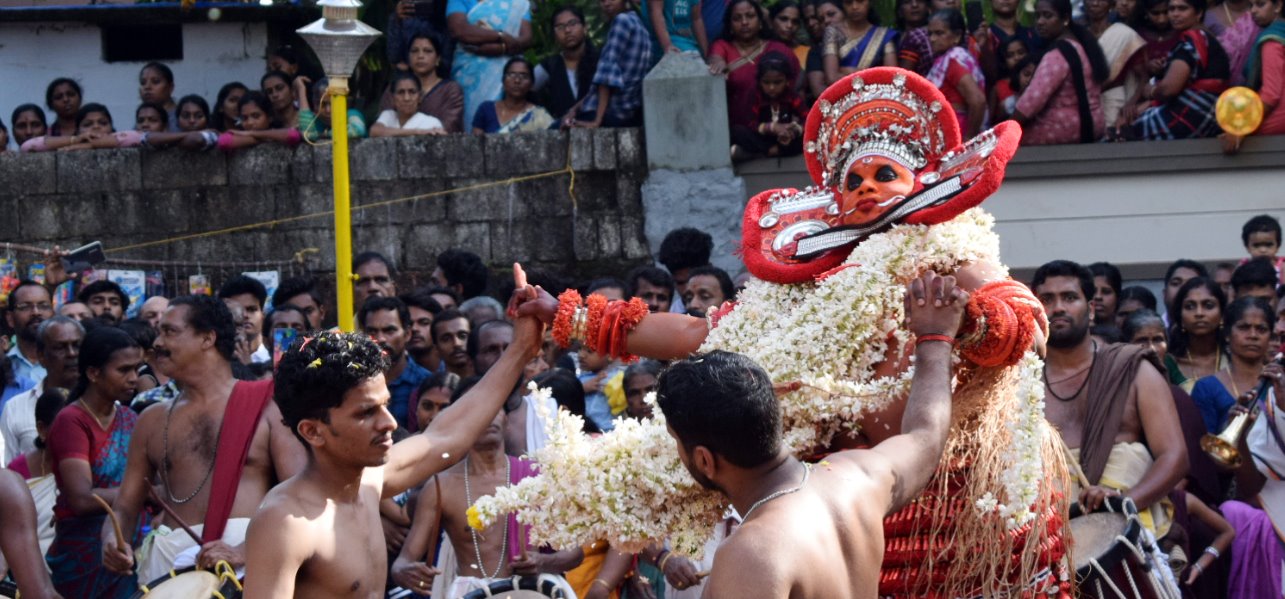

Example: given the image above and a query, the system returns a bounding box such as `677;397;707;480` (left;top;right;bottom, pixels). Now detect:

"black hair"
1224;295;1277;335
269;44;303;68
430;308;470;340
1242;214;1282;246
75;103;113;133
264;304;309;351
1167;277;1227;358
212;82;249;132
1121;309;1166;342
35;316;83;355
1088;262;1123;297
533;368;598;434
502;56;536;102
422;286;461;308
70;326;141;402
390;70;424;95
78;280;131;311
627;266;675;295
238;91;276;123
358;295;411;330
7;280;50;314
895;0;926;29
1119;285;1158;311
176;94;211;126
1031;259;1096;301
1037;0;1111;82
722;0;774;42
136;102;169;129
1009;55;1036;90
10;104;47;131
273;276;324;311
118;318;158;351
141;61;175;86
657;351;780;468
406;31;450;78
1231;257;1279;293
623;358;663;389
586;277;627;295
45;77;82;111
436;249;489;299
930;9;968;47
757;50;795;80
550;4;586;29
274;331;390;443
658;227;714;273
260;69;293;91
1091;324;1123;343
32;388;69;449
687;265;738;302
1165;259;1209;291
468;318;514;360
217;275;268;308
769;0;805;35
170;295;239;363
420;371;462;397
400;291;444;316
448;375;481;404
1180;0;1209;18
354;250;397;276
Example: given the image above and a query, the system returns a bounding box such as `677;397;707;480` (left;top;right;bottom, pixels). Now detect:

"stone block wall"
0;128;651;291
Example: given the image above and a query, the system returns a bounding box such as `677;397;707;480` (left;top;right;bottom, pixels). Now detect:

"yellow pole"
330;79;354;332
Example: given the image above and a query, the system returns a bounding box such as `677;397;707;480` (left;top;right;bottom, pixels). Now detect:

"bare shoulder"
134;400;169;431
704;533;792;599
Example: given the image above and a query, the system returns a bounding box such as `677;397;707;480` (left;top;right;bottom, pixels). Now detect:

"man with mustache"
102;295;308;583
1;316;83;464
5;280;53;386
359;296;430;430
1033;260;1186;545
432;309;474;378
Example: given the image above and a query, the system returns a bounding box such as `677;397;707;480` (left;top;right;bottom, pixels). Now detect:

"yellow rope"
107;158;576;255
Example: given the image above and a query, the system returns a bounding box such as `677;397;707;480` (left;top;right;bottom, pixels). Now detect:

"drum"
129;565;243;599
0;579;16;598
460;574;572;599
1068;496;1178;599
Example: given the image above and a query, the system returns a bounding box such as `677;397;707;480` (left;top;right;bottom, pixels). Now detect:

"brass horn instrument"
1201;401;1261;469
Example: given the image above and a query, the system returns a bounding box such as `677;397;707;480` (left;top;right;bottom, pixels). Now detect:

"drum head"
132;568;238;599
1069;511;1127;571
460;575;570;599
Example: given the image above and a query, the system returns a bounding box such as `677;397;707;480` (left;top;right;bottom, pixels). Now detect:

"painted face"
1036;276;1093;349
1168;0;1200;31
50;82;82;118
759;70;790;100
1249;0;1283;28
262;75;294;113
1035;0;1067;40
927;17;961;54
139;67;174;105
839;156;916;226
773;6;802;42
1180;287;1222;338
553;11;586;50
408;37;440;77
136;106;166;133
12;109;46;144
239;102;271;131
393;78;422;117
78;111;113;137
177;102;208;132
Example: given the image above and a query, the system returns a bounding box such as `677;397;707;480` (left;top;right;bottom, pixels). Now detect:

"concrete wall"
0;128;651;288
0;20;270;150
738;136;1285;279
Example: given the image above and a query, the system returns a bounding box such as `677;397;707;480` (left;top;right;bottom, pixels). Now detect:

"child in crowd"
134;102;168;133
729;52;805;162
576;345;625;434
216;91;303;152
139;95;220;151
1241;214;1285;284
989;39;1030;120
21;103;144;151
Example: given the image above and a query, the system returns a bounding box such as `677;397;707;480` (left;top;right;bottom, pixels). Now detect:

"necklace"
464;455;511;579
159;393;221;505
741;462;811;522
77;398;116;430
1044;341;1097;402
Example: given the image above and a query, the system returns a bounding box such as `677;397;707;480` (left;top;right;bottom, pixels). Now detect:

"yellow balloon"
1216;87;1264;136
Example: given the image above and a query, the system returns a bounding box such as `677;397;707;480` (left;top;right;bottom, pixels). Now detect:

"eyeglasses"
553;20;583;31
12;303;53;313
505;72;533;81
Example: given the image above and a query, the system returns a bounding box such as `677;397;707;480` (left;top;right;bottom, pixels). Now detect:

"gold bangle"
592;578;611;590
658;552;674;571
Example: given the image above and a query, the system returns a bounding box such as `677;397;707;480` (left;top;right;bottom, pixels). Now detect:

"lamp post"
297;0;380;332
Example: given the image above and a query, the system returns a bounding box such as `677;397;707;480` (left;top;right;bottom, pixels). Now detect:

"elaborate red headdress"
742;67;1022;284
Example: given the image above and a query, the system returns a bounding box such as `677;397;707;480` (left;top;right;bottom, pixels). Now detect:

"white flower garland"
471;208;1049;558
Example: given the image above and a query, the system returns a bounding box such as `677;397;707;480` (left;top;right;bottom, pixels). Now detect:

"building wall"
0;20;269;148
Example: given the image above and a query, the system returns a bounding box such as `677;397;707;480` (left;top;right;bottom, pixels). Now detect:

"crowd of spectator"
2;0;1282;158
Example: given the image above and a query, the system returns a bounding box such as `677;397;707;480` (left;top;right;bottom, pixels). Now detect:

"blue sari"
449;0;531;128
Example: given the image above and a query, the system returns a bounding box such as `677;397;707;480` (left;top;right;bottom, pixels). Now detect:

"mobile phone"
272;328;299;366
61;241;106;274
965;1;985;30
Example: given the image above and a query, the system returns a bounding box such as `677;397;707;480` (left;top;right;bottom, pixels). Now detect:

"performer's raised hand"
903;271;968;341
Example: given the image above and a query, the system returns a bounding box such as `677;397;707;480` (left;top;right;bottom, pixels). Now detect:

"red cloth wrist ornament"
552;289;583;349
915;334;955;348
583;293;609;350
957;280;1047;368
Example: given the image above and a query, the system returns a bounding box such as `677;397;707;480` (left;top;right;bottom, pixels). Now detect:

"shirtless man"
242;268;544;598
1033;261;1186;520
654;271;966;599
391;408;582;597
102;295;307;579
0;469;61;599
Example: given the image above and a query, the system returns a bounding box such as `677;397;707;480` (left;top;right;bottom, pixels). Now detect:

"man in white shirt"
217;275;271;364
0;316;82;464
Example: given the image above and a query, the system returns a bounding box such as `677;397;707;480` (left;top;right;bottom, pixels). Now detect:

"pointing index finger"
513;263;528;289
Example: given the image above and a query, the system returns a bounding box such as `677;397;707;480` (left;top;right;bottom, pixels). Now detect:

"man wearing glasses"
5;281;54;387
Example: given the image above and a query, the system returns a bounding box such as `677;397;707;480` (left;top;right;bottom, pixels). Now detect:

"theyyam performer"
478;66;1070;598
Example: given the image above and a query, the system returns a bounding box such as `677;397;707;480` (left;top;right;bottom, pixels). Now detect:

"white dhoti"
447;573;577;599
136;518;251;583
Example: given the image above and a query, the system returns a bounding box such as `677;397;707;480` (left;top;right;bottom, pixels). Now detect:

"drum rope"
1121;555;1143;599
1088;559;1131;599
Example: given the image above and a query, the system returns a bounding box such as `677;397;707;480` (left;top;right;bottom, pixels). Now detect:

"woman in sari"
1013;0;1109;144
472;57;555;134
1166;277;1228;393
1189;297;1272;433
1085;0;1147;131
926;10;987;136
380;32;467;133
1131;0;1232;139
6;388;68;561
822;0;898;84
1246;0;1285;134
709;0;799;130
896;0;935;75
448;0;533;130
46;327;144;599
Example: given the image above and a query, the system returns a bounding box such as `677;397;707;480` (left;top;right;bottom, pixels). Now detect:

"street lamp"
297;0;381;332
